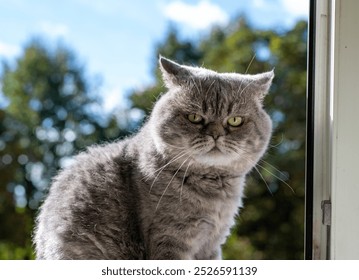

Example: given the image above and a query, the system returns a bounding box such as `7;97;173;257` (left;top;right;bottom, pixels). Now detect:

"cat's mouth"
207;145;224;155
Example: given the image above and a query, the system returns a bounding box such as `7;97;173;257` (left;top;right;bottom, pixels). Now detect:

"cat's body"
34;57;274;259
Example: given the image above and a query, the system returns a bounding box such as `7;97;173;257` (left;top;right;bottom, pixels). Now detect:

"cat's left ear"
250;70;275;101
159;56;190;88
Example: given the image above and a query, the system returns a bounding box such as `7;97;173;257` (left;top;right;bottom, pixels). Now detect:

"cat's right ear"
159;56;189;88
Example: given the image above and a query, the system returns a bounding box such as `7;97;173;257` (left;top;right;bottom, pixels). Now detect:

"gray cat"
34;57;274;260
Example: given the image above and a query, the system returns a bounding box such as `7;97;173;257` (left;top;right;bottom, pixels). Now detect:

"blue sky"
0;0;309;112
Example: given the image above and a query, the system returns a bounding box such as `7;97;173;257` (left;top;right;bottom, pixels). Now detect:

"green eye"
227;116;243;127
188;114;203;124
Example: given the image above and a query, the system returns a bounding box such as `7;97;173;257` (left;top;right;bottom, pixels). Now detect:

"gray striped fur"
34;57;273;259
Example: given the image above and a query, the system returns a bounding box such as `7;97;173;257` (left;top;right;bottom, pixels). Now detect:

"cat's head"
149;56;273;174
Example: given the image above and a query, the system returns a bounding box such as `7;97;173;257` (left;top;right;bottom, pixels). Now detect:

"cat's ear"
159;56;190;88
249;70;274;101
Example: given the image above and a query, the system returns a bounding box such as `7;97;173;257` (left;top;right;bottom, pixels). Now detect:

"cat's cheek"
159;122;202;150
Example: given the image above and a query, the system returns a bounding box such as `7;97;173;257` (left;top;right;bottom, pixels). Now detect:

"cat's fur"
34;57;274;259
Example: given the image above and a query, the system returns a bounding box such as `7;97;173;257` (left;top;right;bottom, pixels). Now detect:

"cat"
34;56;274;260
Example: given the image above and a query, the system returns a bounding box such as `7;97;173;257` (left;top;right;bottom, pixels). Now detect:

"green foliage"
130;29;203;117
129;17;307;259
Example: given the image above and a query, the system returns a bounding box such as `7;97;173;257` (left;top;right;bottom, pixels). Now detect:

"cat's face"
150;57;273;173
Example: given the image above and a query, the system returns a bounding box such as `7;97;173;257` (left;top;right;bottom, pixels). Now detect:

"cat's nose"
205;122;226;140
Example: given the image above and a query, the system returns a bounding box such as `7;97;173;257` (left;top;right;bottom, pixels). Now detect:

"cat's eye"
227;116;243;127
187;114;203;124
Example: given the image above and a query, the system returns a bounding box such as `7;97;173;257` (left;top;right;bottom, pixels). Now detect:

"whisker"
228;144;295;195
180;160;191;203
245;54;256;74
155;154;192;211
254;166;273;196
259;158;289;181
191;138;207;146
226;139;288;180
237;53;256;95
141;148;187;182
205;80;216;96
148;151;190;193
255;162;295;194
164;142;188;150
217;143;274;195
190;76;201;96
237;79;256;96
269;133;284;149
232;144;291;183
152;151;188;175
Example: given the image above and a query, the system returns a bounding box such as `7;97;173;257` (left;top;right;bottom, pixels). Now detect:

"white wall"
330;0;359;259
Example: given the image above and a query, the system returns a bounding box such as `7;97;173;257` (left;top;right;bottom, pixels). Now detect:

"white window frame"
307;0;359;259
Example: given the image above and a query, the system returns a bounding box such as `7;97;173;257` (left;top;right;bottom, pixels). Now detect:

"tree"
130;28;203;116
129;18;307;259
0;39;125;259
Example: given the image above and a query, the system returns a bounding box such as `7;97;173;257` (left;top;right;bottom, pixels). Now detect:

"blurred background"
0;0;308;259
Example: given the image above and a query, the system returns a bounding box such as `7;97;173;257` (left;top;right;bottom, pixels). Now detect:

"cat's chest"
183;174;244;230
147;169;244;230
183;172;244;200
186;176;243;250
